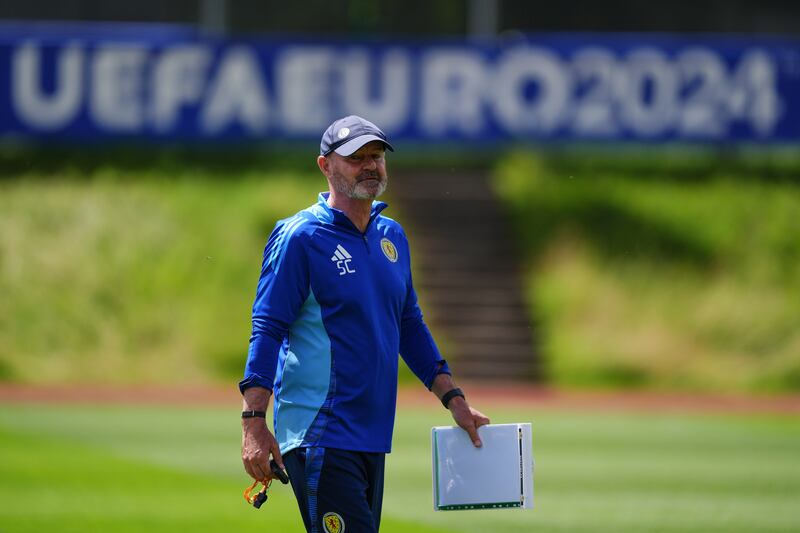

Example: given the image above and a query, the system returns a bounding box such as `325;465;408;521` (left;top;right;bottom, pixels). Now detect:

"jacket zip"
335;213;376;254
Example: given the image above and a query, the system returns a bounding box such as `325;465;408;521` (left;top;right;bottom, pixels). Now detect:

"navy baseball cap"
320;115;395;156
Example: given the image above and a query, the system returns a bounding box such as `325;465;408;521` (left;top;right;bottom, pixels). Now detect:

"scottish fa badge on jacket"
380;238;398;263
323;512;345;533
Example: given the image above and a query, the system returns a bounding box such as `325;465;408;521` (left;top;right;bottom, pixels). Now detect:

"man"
240;115;489;533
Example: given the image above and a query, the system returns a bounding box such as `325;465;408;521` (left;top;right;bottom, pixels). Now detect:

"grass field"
1;400;798;533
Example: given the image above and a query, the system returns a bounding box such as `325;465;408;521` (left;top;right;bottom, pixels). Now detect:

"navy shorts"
283;447;385;533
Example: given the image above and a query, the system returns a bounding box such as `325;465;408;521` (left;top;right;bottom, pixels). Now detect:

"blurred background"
1;1;799;532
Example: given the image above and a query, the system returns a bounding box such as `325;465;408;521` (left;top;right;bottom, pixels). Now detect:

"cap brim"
333;134;395;156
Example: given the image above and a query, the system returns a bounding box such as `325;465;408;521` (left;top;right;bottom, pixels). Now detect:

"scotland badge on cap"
320;115;395;156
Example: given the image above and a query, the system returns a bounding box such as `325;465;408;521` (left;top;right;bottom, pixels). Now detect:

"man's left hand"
448;397;490;447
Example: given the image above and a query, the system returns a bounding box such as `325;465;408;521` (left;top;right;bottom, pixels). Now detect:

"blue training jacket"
239;192;450;454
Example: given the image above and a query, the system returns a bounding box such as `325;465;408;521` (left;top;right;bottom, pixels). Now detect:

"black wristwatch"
440;388;465;409
241;410;267;419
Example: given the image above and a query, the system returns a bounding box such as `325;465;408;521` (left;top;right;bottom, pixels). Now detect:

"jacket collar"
316;192;388;229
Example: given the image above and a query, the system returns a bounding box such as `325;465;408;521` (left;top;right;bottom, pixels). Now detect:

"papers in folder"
432;423;534;511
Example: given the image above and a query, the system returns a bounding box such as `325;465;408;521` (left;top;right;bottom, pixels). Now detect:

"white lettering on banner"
421;50;486;136
676;48;727;137
677;48;729;138
12;42;83;130
90;45;148;132
277;47;334;134
340;49;410;132
4;40;787;140
617;48;679;137
571;47;619;136
201;47;271;133
562;46;783;138
150;45;211;132
491;46;570;134
729;50;782;136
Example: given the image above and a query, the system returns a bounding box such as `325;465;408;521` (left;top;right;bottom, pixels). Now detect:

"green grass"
493;151;800;392
0;162;324;385
0;401;798;532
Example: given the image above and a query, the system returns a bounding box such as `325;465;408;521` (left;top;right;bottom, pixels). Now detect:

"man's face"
325;141;388;200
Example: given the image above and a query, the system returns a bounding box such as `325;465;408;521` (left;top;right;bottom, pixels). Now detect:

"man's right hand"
241;417;284;481
241;386;284;481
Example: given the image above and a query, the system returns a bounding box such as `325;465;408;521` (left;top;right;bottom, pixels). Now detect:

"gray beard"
334;174;388;200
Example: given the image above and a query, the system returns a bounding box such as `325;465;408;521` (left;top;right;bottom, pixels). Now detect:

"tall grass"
0;159;323;384
494;150;800;392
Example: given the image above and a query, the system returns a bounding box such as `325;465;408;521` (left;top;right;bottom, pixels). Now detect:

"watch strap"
440;388;465;409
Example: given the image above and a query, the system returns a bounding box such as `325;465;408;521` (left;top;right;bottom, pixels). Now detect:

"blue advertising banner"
1;22;799;143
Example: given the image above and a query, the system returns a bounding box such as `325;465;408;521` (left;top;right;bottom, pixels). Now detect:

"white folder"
432;423;534;511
